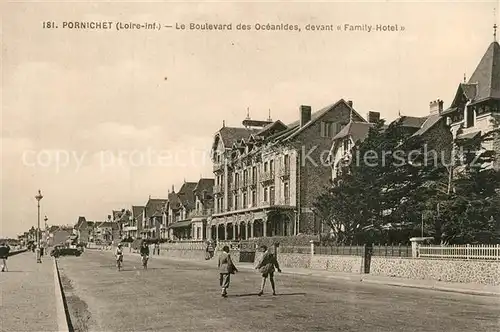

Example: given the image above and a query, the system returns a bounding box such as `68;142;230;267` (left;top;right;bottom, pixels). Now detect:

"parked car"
50;245;82;257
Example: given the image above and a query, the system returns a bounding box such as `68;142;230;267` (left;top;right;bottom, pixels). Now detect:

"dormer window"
466;105;475;128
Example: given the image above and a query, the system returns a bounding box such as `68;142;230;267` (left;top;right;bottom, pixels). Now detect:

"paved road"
57;250;500;332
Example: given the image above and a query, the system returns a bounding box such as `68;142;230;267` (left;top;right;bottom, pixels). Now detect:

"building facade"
440;40;500;167
209;99;364;240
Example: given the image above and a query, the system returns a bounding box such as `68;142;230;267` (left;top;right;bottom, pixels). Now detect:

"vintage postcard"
2;1;499;331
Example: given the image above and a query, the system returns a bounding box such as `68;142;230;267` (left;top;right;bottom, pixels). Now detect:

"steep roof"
395;116;428;128
168;192;181;210
132;206;144;219
216;127;258;148
193;178;214;193
75;216;86;229
145;198;167;218
467;41;500;103
284;99;365;141
333;121;374;143
411;113;443;137
177;182;197;210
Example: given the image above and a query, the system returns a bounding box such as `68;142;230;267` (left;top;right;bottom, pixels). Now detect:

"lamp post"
35;190;43;263
43;216;48;248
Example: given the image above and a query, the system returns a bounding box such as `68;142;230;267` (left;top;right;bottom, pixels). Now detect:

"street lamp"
35;190;43;263
43;216;48;248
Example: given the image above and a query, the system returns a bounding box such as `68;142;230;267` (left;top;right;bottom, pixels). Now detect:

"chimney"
171;184;175;193
300;105;312;127
347;100;353;108
429;99;443;115
367;111;380;124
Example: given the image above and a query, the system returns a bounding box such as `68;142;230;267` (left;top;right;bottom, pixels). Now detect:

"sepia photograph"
1;0;500;331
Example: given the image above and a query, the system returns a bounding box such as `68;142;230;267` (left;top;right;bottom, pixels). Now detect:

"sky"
1;0;499;237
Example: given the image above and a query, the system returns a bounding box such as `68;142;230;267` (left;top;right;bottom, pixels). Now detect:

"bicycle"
116;255;123;271
141;255;149;270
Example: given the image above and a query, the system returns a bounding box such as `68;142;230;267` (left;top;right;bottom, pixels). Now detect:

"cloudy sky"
1;0;498;237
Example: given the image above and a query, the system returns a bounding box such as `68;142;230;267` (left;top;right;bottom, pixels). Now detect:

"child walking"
255;245;281;296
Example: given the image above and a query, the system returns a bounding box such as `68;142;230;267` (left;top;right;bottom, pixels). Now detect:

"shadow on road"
230;292;306;297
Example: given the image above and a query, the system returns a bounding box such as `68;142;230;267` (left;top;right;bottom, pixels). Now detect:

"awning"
168;220;192;229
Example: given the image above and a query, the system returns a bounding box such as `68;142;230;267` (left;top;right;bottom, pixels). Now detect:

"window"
321;121;335;137
252;166;257;183
466;106;475;128
252;190;257;207
243;169;248;186
264;162;268;172
234;194;239;210
221;198;224;212
243;192;247;208
235;173;239;187
284;154;290;171
264;187;268;202
270;186;275;204
269;159;274;174
284;182;290;204
343;139;350;154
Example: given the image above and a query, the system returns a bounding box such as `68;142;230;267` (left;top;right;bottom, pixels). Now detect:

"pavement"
123;251;500;297
0;251;59;332
57;249;500;332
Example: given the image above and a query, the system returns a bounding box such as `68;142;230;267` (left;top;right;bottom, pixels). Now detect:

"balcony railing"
213;161;224;172
213;184;223;194
261;197;276;206
189;208;213;218
260;171;275;183
278;167;290;178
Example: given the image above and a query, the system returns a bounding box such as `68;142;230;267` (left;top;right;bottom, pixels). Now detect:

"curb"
52;258;70;332
359;278;500;297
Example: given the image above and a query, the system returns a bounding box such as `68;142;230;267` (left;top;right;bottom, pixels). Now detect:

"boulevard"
56;250;500;332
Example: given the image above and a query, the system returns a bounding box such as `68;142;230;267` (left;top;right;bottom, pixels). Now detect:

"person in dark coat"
255;245;281;296
0;243;11;272
218;245;237;297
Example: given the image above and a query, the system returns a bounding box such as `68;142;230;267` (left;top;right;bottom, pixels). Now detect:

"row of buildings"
44;37;500;245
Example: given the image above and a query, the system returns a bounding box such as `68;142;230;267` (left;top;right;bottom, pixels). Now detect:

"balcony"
213;184;223;195
229;182;238;192
278;167;290;179
259;171;275;183
213;161;224;173
261;197;276;207
189;208;213;218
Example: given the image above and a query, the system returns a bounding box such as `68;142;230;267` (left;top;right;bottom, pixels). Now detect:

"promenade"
57;250;500;332
0;252;59;332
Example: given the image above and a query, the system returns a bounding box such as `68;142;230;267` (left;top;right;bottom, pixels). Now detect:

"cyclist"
115;243;124;271
140;242;150;269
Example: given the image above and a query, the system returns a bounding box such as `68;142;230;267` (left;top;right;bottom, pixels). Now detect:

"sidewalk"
126;252;500;297
0;252;59;332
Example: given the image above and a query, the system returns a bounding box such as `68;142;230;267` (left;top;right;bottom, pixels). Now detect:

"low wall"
160;248;206;260
274;253;362;273
370;257;500;285
311;255;363;274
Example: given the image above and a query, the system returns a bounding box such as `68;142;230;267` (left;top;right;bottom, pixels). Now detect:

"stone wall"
370;257;500;285
160;248;206;260
274;253;362;273
311;255;363;274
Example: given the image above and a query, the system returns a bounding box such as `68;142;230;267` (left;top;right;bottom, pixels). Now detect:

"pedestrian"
0;242;11;272
218;245;238;297
205;240;213;260
255;245;282;296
